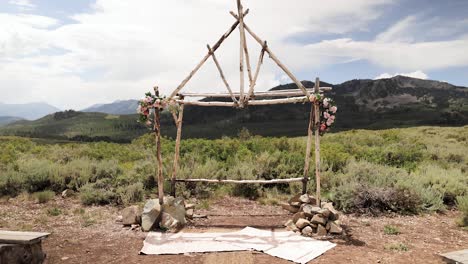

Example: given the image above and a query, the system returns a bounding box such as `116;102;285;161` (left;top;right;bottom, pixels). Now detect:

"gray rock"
299;194;310;204
301;204;321;215
295;218;311;229
141;199;161;231
122;205;140;226
160;212;181;231
115;215;123;223
317;224;327;236
186;208;194;220
61;189;74;198
185;203;195;210
281;202;299;213
301;226;313;236
290;201;301;207
307;195;317;205
288;194;301;205
292;212;306;223
318;209;331;219
329;222;343;234
322;202;339;221
284;219;299;232
162;196;187;226
311;214;327;225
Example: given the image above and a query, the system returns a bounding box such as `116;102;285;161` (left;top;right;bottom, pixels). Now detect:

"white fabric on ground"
141;226;335;263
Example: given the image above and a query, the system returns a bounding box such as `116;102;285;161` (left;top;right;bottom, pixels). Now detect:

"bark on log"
246;41;266;101
173;177;306;184
153;87;164;205
207;45;238;104
179;87;332;98
168;10;250;99
237;0;246;106
230;12;309;97
176;96;307;107
170;103;184;197
314;78;321;206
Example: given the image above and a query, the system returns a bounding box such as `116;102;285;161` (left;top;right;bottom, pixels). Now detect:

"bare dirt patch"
1;195;466;263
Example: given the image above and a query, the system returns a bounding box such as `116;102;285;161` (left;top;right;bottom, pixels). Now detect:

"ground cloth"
140;227;335;263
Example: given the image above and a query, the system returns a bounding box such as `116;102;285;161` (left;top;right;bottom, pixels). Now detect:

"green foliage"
34;190;55;204
383;225;400;235
116;182;144;205
79;180;116;206
0;126;467;217
456;196;468;227
46;207;62;216
385;243;409;252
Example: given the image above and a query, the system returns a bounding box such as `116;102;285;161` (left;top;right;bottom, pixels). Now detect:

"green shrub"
0;170;24;197
349;186;420;215
116;182;144;205
34;190;55;204
383;225;400;235
47;207;62;216
79;181;116;205
385;243;408;252
456;195;468;227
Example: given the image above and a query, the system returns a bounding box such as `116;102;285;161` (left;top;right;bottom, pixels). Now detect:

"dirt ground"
0;195;467;264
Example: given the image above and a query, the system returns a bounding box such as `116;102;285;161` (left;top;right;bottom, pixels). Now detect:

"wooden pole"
313;78;321;206
237;0;246;106
207;45;238;104
302;99;314;195
170;102;184;197
168;10;250;99
179;87;332;98
230;11;310;98
246;41;266;100
176;96;307;107
173;177;306;184
153;87;164;204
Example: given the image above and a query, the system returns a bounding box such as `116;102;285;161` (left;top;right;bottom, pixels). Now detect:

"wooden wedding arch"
151;0;332;206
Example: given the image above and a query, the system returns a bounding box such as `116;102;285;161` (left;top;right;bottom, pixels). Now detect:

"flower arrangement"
309;93;337;135
137;92;170;127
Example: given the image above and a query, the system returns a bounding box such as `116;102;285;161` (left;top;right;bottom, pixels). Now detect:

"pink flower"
145;120;152;126
330;106;337;113
309;95;316;102
145;96;153;103
323;98;329;108
326;119;334;126
320;123;327;131
324;112;330;119
329;115;335;121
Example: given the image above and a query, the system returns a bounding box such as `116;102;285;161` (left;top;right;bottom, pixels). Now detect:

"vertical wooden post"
237;0;246;106
313;78;321;206
153;86;164;204
171;101;184;197
302;101;314;195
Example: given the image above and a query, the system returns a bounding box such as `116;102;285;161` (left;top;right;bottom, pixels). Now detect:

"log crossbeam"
171;177;307;184
178;87;332;99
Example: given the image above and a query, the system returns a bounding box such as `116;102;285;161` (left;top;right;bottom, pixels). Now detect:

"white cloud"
305;37;468;71
0;0;394;109
8;0;35;11
374;70;428;80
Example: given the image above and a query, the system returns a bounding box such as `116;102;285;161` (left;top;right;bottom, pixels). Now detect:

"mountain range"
81;99;138;115
0;102;61;122
0;76;466;142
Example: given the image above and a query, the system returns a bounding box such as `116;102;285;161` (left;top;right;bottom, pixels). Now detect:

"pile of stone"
119;196;195;232
281;194;343;237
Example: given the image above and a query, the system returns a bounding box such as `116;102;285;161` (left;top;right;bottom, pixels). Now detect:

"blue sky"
0;0;467;109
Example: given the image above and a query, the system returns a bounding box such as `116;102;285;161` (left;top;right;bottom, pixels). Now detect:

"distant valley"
0;76;466;142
